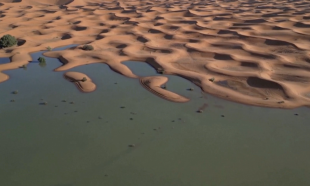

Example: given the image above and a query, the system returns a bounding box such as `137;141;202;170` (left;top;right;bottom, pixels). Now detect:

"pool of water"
0;56;10;64
0;46;310;186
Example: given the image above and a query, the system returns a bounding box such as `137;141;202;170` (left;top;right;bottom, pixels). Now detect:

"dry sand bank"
1;0;310;108
140;76;189;103
64;71;96;92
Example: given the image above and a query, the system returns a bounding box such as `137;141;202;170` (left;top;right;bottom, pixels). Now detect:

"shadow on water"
0;46;310;186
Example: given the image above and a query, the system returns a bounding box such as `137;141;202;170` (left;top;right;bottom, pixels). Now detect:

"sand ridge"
140;76;190;103
64;71;96;92
1;0;310;108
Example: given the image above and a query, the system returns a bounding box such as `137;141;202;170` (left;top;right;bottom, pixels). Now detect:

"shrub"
38;57;46;63
46;46;52;51
157;68;164;74
0;34;18;48
81;77;87;82
209;77;215;82
19;64;27;69
82;44;94;51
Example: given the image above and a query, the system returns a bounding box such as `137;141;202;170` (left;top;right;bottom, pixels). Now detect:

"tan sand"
1;0;310;108
64;71;96;92
140;76;189;103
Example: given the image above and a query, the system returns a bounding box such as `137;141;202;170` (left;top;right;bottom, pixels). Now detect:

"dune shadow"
246;77;283;89
294;22;310;28
17;39;26;46
137;36;148;43
240;62;258;68
73;26;87;31
244;19;267;23
145;58;163;73
217;30;238;35
73;21;81;24
264;39;294;46
148;29;163;34
164;34;173;40
121;9;137;14
154;23;164;26
180;20;197;24
61;34;72;40
303;16;310;20
214;53;234;60
116;44;127;49
272;26;289;30
96;35;105;40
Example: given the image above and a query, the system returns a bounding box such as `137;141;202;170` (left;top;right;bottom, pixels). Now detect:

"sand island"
0;0;310;108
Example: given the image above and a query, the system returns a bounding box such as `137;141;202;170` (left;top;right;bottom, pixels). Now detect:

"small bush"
209;77;215;82
157;68;164;74
82;44;94;51
0;34;18;48
19;64;27;69
38;57;46;63
81;77;87;82
46;46;52;51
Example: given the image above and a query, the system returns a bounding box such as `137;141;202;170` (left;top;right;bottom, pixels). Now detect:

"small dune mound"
140;76;189;103
64;72;96;92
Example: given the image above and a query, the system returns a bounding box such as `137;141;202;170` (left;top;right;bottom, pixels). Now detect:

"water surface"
0;46;309;186
0;56;10;64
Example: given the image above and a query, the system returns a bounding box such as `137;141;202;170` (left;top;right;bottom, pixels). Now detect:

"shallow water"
0;56;10;64
0;46;310;186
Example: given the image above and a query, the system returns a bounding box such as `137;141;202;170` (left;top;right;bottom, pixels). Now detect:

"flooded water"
0;45;310;186
0;56;10;64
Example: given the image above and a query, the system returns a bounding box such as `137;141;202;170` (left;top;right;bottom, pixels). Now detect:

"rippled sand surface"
1;0;310;108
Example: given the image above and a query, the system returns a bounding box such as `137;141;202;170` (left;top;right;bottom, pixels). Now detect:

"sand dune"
140;76;189;103
1;0;75;5
64;71;96;92
1;0;310;108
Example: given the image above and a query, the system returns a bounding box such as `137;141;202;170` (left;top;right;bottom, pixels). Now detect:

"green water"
0;46;309;186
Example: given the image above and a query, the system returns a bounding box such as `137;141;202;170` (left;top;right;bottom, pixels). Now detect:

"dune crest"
1;0;310;108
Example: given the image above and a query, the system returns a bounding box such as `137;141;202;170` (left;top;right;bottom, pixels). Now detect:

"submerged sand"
0;0;310;108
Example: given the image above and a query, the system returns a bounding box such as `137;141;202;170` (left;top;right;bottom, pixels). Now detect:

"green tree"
82;44;94;51
0;34;18;48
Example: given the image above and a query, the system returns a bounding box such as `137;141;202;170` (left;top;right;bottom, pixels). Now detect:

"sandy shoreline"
1;0;310;108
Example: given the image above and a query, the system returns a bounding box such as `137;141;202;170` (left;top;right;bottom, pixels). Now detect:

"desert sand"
64;71;96;92
0;0;310;108
140;76;189;102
